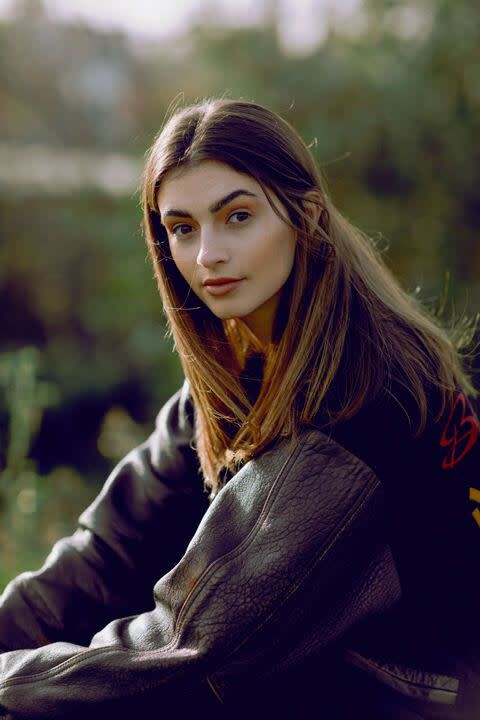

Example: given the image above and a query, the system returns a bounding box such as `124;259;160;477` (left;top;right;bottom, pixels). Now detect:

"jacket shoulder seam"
203;447;381;665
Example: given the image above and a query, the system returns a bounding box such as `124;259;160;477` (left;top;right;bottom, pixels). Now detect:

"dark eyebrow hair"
161;189;258;220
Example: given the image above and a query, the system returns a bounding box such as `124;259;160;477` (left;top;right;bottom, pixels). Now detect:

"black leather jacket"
0;378;479;719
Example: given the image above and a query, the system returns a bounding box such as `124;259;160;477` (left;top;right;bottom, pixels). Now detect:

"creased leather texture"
0;385;402;719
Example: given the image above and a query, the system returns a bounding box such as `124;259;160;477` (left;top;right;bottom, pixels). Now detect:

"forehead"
156;159;261;210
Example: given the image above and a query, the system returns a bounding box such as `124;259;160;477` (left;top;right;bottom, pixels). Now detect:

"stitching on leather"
216;467;381;662
0;430;381;691
174;431;315;630
344;648;459;694
0;646;120;684
0;432;315;688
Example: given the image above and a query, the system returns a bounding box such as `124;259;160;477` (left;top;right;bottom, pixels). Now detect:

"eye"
171;223;193;237
228;211;251;225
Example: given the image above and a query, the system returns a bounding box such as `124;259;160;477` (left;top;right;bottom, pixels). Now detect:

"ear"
301;190;323;232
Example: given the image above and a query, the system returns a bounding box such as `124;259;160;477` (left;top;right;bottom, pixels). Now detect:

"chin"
207;307;238;320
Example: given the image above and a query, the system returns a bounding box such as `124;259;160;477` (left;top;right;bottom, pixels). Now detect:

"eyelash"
170;211;252;238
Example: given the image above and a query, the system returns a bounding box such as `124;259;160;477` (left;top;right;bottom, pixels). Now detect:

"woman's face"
156;159;296;346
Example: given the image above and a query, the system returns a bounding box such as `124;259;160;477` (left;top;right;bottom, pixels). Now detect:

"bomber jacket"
0;359;479;719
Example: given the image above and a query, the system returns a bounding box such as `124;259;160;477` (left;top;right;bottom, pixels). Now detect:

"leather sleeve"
0;379;209;651
0;428;402;719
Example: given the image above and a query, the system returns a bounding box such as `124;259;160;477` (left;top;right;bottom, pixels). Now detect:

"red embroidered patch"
440;392;480;469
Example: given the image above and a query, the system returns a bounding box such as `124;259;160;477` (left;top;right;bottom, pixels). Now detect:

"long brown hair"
141;97;479;500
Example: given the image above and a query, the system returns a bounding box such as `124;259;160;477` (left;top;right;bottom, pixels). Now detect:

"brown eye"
171;223;193;237
229;211;251;224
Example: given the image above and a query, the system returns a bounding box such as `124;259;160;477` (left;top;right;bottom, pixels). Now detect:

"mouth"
203;277;243;286
204;279;244;296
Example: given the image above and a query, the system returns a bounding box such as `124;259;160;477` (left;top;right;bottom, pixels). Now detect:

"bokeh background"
0;0;479;586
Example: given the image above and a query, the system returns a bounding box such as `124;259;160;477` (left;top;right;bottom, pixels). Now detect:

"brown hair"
141;97;479;500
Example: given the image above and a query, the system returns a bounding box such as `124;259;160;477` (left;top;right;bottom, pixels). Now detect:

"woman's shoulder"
318;377;479;484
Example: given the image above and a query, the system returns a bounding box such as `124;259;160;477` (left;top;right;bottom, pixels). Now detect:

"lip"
204;279;243;296
203;277;243;286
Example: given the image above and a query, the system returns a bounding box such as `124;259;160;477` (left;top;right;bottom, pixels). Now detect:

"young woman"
0;97;479;719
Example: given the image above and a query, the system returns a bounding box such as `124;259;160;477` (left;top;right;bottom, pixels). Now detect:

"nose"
196;227;230;267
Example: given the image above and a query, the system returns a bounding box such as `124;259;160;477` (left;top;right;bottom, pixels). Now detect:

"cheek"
253;219;291;258
267;225;296;273
169;244;193;279
251;229;295;293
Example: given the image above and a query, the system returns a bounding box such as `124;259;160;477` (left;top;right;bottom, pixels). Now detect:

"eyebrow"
161;189;258;220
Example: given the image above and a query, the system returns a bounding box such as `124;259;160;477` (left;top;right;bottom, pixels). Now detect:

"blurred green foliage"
0;0;479;585
0;347;93;585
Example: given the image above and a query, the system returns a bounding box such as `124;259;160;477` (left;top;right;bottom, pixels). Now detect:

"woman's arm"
0;428;401;719
0;379;209;650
